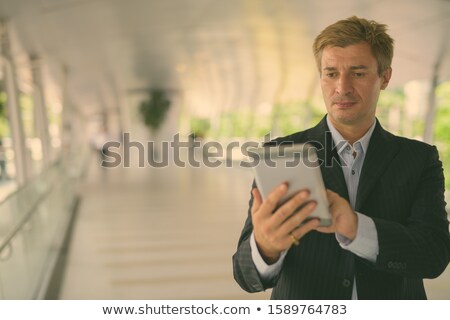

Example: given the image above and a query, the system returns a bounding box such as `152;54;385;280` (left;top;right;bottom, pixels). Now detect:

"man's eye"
326;73;337;78
354;72;365;77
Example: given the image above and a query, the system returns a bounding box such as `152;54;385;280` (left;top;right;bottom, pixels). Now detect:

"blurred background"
0;0;449;299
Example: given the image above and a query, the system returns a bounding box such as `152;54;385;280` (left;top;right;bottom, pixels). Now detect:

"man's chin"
329;111;359;126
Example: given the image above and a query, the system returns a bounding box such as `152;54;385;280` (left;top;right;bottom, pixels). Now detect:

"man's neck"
329;119;374;145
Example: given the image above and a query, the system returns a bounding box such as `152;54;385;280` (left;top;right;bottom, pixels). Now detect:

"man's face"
320;42;391;130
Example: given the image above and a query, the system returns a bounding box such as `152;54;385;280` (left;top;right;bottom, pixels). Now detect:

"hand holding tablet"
248;143;332;227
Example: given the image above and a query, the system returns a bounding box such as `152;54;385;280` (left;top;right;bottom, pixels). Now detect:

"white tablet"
248;143;331;227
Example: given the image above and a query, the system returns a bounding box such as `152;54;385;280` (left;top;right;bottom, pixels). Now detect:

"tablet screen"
248;143;331;226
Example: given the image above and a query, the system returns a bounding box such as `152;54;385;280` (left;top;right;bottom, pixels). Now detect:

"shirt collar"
326;115;376;156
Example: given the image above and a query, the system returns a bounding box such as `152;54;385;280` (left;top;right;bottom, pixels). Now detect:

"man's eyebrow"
322;65;369;71
349;65;368;70
322;67;336;71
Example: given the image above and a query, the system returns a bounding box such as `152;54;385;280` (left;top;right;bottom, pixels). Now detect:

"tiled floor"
59;154;450;299
59;156;271;299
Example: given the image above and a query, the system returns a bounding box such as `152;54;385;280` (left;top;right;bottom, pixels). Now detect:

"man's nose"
336;74;354;95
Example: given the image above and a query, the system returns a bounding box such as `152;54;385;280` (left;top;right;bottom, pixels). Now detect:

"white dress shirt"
250;116;379;299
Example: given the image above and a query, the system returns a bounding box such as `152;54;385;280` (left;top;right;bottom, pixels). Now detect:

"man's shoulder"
382;128;437;154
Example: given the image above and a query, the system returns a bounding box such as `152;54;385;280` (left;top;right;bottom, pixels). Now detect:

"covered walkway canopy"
1;0;449;135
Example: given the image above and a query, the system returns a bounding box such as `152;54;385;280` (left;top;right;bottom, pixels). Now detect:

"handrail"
0;158;61;206
0;184;55;255
0;158;65;255
0;146;89;299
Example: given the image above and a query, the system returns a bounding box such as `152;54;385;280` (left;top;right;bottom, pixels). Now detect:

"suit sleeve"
373;145;450;278
232;184;280;292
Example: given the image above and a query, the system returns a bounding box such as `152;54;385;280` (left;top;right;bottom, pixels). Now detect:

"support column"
60;65;73;158
30;54;52;167
0;21;30;185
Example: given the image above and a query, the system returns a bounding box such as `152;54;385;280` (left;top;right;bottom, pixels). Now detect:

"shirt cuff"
336;212;379;263
250;232;286;280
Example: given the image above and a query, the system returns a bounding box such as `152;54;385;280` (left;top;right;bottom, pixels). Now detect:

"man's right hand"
251;183;320;264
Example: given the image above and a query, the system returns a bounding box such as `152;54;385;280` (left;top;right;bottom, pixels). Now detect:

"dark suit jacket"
233;116;450;299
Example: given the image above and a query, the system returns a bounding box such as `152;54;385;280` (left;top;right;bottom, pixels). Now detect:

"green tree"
139;89;171;134
377;88;405;135
190;117;210;138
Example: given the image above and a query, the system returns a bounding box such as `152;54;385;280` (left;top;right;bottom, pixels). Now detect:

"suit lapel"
307;117;350;202
307;117;400;210
355;121;400;211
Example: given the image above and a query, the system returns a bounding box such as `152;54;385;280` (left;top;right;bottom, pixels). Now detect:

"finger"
326;189;340;210
291;218;321;241
276;201;318;235
326;189;338;199
258;183;289;217
251;188;262;215
279;218;320;248
270;189;310;227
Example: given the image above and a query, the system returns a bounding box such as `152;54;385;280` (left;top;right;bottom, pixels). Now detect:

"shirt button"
351;170;355;175
342;279;351;287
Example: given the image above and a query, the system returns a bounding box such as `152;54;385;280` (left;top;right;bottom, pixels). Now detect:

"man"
232;16;450;299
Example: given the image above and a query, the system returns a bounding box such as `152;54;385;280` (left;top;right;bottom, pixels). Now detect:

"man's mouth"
333;101;357;108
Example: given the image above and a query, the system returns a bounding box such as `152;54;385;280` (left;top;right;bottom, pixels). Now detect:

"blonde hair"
313;16;394;76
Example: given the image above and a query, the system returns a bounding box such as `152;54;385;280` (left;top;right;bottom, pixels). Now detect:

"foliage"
209;100;325;139
205;109;261;138
377;88;405;135
0;91;36;139
190;117;210;138
434;81;450;192
139;89;171;132
0;90;9;138
20;93;35;138
216;110;253;137
184;82;450;197
273;99;324;136
0;91;5;117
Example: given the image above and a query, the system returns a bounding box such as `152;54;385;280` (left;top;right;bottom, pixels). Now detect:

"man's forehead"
321;44;377;68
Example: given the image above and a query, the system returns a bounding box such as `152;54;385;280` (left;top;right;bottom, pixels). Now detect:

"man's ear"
380;67;392;90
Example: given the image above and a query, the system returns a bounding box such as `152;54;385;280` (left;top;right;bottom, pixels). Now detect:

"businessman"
233;16;450;299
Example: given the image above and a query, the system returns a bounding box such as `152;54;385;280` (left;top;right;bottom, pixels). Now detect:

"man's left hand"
316;189;358;240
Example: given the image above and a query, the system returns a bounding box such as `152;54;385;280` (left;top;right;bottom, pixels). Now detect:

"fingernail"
299;191;308;199
308;201;317;208
280;183;288;190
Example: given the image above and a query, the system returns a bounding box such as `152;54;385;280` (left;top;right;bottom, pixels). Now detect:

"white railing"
0;148;88;299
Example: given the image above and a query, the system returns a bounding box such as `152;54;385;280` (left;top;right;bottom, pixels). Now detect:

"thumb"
251;188;262;214
326;189;339;200
316;225;335;234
